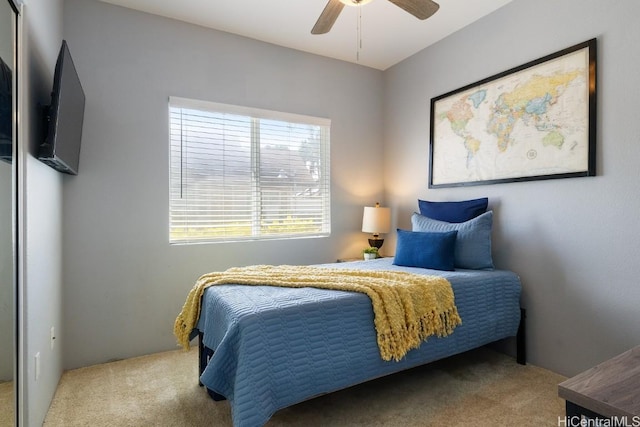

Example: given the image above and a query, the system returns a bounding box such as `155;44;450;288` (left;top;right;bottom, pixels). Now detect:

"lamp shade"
362;204;391;234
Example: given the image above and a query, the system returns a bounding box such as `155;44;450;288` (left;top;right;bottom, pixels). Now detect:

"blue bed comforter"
195;258;522;426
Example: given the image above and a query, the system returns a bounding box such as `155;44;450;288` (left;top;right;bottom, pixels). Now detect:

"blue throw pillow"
418;197;488;223
393;229;457;271
411;211;494;270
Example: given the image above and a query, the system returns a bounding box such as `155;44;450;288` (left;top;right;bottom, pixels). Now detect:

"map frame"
429;38;597;188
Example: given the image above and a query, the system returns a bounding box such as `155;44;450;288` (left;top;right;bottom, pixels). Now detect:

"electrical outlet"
35;352;40;381
50;326;56;350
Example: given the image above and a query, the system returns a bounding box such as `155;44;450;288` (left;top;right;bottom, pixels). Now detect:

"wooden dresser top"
558;345;640;418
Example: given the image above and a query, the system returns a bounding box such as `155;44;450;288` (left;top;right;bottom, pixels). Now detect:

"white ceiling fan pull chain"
357;5;362;62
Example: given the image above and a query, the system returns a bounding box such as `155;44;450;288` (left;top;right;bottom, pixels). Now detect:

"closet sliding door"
0;0;20;425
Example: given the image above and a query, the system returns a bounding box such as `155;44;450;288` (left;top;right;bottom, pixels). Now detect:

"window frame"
168;96;331;245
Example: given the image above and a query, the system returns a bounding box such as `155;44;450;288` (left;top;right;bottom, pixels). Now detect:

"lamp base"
368;238;384;249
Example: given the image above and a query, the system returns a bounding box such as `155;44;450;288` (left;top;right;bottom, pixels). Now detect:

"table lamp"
362;202;391;249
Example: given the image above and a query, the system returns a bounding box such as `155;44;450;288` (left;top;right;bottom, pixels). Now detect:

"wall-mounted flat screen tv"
38;40;85;175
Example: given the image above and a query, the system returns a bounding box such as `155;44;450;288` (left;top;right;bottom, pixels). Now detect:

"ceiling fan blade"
386;0;439;20
312;0;345;34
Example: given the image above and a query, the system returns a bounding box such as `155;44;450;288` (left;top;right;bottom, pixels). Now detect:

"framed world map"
429;38;597;188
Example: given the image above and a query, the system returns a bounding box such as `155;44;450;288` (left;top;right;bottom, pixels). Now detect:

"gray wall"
62;0;385;369
21;0;65;425
384;0;640;376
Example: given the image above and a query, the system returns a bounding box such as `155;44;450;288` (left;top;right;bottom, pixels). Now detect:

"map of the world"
431;43;592;187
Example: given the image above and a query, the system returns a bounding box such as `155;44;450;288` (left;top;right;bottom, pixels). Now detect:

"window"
169;97;331;244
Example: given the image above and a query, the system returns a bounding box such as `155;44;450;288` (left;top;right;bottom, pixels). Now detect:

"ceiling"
98;0;512;70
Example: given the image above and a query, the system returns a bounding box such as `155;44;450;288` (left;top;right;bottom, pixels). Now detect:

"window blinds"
169;97;331;244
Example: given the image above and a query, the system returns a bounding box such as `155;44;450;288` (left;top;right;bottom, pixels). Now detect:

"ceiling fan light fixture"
312;0;439;35
339;0;374;6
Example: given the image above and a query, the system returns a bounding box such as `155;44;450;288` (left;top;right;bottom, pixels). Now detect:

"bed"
192;257;524;427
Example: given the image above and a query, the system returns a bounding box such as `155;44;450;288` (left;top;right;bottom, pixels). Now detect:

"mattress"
195;257;522;427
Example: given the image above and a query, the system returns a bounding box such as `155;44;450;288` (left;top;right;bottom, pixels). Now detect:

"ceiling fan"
311;0;440;35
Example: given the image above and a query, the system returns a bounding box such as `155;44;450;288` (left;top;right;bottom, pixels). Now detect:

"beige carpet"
0;380;15;426
44;346;566;426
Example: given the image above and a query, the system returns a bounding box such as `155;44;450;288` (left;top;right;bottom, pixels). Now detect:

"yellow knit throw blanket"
173;265;461;362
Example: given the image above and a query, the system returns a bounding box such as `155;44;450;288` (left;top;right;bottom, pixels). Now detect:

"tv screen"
38;40;85;175
0;55;11;162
